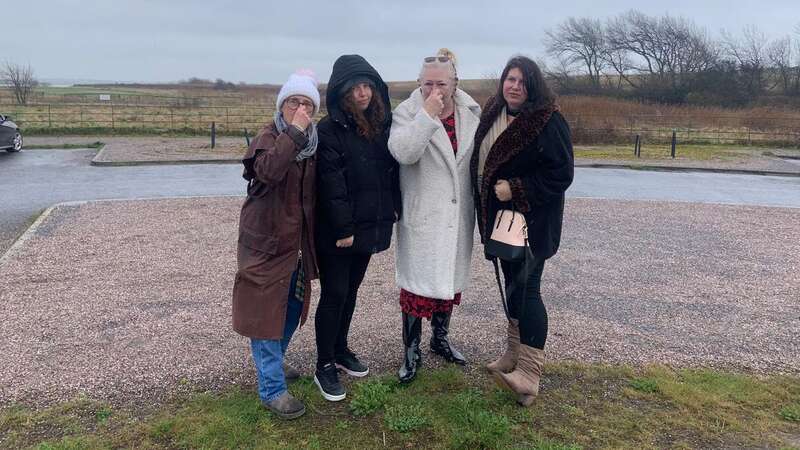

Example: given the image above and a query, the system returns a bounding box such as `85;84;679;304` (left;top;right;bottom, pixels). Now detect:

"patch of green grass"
525;435;584;450
780;404;800;422
155;390;275;449
349;377;394;416
575;143;754;161
630;377;660;393
2;364;799;450
384;402;430;432
93;406;112;424
35;435;107;450
449;408;511;449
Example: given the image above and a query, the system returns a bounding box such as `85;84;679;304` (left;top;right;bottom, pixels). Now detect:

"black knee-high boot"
430;311;466;365
398;313;422;383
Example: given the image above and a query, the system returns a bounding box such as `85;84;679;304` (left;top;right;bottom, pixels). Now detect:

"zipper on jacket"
298;161;307;272
373;144;383;254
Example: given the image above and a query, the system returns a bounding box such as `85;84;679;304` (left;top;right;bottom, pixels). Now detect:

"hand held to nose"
291;108;311;130
423;87;445;118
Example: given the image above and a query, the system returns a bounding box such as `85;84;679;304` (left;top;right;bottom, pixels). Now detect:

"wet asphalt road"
1;148;799;255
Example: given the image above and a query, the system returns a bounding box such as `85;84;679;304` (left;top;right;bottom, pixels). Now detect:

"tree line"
544;10;800;106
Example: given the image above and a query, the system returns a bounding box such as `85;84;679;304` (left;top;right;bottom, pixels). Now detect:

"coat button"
451;199;457;204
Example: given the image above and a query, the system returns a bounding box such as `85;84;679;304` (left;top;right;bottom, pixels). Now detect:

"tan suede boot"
492;344;545;407
486;319;520;374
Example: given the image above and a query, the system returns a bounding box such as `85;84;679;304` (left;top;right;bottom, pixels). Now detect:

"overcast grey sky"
7;0;800;84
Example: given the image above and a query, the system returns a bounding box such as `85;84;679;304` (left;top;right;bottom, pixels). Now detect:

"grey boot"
492;344;545;407
264;391;306;419
283;363;301;382
486;319;520;374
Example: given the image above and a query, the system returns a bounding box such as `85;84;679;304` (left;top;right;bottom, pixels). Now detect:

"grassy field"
2;364;799;449
2;84;799;146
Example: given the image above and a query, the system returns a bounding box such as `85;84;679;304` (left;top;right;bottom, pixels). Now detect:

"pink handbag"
486;209;532;320
486;209;528;261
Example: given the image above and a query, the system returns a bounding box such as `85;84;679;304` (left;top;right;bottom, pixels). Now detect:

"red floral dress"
399;112;461;319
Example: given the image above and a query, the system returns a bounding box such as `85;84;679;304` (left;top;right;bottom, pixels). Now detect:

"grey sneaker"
264;392;305;420
283;363;301;381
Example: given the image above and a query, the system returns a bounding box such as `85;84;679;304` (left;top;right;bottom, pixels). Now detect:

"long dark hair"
341;89;386;140
495;55;556;113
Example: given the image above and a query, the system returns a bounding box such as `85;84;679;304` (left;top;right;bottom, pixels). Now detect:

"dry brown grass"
559;95;800;131
2;83;798;145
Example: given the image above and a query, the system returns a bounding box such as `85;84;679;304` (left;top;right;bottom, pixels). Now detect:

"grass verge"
2;363;799;449
574;144;758;161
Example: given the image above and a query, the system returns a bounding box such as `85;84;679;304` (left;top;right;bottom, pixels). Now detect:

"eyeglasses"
285;97;315;110
424;56;451;63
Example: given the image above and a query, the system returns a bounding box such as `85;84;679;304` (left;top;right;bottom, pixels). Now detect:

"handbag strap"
491;239;534;324
492;258;511;321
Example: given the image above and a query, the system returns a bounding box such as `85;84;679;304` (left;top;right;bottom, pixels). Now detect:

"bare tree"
794;24;800;94
545;17;606;90
543;55;581;93
1;61;38;105
722;25;769;96
599;40;636;89
767;36;795;93
605;11;717;97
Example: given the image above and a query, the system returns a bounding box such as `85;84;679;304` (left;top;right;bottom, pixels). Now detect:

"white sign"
99;94;111;101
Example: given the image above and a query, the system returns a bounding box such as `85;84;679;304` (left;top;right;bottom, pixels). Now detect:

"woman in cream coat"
388;49;480;383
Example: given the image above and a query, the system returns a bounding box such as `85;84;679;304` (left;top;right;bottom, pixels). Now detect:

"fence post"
226;107;230;130
747;127;751;145
671;130;676;159
244;128;250;147
110;103;115;130
635;134;641;158
170;110;174;132
48;104;52;128
80;106;84;128
211;121;216;149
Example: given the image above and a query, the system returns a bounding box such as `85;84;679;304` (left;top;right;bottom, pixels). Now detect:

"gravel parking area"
0;197;797;408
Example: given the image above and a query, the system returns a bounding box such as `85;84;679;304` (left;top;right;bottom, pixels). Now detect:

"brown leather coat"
232;123;319;339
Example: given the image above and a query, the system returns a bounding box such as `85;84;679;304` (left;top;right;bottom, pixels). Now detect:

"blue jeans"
250;269;302;402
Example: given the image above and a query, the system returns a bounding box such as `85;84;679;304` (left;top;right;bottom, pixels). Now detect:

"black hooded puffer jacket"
315;55;401;255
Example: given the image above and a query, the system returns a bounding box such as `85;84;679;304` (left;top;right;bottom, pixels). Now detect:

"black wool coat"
316;55;401;255
470;96;574;260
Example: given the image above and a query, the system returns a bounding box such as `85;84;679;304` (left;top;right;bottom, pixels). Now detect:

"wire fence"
2;102;800;145
0;103;276;134
566;113;800;146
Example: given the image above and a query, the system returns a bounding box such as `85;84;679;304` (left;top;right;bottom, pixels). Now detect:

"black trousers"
500;256;548;349
315;251;372;368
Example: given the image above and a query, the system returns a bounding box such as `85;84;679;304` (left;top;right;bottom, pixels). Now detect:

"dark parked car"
0;115;22;152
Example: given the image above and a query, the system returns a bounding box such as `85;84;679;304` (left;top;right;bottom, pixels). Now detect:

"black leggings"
315;252;372;368
500;257;548;349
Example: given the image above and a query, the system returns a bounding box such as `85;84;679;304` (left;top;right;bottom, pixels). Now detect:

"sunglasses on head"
424;56;451;63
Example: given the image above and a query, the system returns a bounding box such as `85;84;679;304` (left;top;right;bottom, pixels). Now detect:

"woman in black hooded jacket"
313;54;401;402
